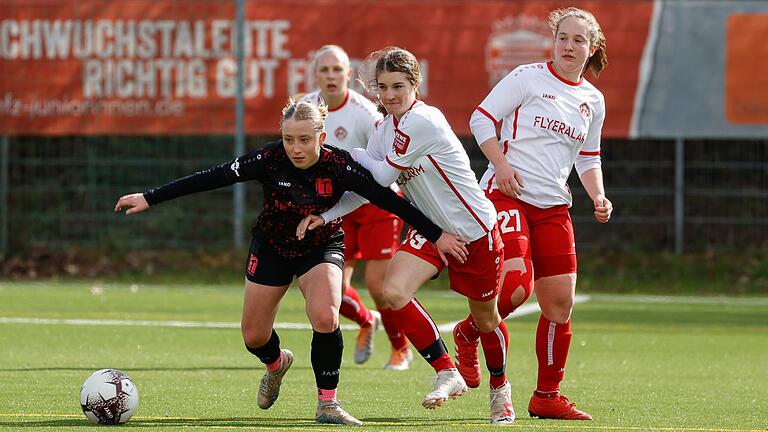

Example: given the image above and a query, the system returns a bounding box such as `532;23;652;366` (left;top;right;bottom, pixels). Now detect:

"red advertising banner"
0;0;653;137
726;14;768;124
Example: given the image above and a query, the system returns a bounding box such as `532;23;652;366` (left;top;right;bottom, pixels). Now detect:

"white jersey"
366;101;497;242
471;62;605;208
301;89;383;152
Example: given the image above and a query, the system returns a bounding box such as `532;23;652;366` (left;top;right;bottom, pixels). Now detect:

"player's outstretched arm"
114;193;149;215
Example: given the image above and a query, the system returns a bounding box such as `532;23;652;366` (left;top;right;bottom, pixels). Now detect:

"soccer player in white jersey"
459;7;613;421
301;45;412;370
298;47;515;424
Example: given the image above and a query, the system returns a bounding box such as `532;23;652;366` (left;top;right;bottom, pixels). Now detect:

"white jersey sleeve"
472;65;527;144
320;191;367;222
575;95;605;176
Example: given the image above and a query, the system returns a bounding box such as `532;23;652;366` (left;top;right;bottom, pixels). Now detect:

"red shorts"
487;190;576;279
342;203;402;261
398;225;504;302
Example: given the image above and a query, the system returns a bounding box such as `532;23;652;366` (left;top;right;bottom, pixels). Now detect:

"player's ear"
318;131;327;145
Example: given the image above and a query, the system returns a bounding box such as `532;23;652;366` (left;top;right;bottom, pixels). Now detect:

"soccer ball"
79;369;139;424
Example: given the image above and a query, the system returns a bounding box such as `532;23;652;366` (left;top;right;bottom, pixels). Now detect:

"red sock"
535;316;572;393
379;307;409;350
480;320;508;389
454;314;481;343
391;298;454;372
338;285;372;327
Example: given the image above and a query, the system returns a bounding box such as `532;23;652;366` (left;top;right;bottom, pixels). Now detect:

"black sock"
245;329;281;365
311;327;343;390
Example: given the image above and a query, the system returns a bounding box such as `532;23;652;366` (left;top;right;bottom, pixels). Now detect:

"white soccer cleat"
315;399;363;426
354;310;381;364
421;369;468;409
489;381;515;424
257;349;293;410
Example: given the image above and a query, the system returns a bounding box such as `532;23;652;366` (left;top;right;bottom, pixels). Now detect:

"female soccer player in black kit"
114;99;469;426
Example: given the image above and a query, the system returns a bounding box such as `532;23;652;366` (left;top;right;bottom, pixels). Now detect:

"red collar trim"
393;99;420;127
547;61;583;86
327;91;349;112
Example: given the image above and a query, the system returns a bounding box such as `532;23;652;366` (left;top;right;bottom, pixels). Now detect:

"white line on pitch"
0;295;591;332
436;294;590;332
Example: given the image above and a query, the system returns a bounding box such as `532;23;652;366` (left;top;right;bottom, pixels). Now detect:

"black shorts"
244;235;346;286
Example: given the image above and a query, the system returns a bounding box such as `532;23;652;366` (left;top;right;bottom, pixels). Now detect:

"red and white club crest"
334;126;348;141
579;102;591;119
393;129;411;156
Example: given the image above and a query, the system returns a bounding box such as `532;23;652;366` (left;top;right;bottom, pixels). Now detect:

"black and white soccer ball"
79;369;139;424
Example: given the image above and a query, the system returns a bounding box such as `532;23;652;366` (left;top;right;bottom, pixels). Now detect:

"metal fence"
1;136;767;256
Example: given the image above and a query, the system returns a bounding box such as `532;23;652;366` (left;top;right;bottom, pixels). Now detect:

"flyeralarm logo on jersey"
485;15;552;86
393;129;411;156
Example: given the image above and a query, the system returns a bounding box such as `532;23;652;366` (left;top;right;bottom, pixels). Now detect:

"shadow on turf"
1;417;487;428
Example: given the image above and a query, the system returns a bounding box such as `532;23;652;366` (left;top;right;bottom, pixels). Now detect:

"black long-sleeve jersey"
144;140;442;258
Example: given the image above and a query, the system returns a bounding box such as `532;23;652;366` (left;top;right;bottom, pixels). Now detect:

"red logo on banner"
393;129;411;156
247;255;258;276
316;178;333;196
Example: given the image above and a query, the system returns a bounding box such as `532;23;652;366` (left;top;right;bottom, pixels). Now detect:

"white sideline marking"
0;295;591;332
594;294;768;306
436;294;590;332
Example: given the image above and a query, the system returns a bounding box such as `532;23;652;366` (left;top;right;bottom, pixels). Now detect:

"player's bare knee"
309;313;339;333
241;328;271;349
382;284;410;310
368;290;390;309
507;286;529;310
474;312;502;333
540;304;572;324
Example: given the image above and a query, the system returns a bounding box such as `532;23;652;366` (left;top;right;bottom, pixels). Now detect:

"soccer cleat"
421;369;468;409
453;323;481;388
384;346;413;371
315;399;363;426
528;391;592;420
257;349;294;410
489;381;515;424
354;310;380;364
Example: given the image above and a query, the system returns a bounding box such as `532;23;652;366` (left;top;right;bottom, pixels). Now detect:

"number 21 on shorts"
497;209;521;233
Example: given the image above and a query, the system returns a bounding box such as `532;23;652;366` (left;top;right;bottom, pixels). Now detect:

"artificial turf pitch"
1;281;766;431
